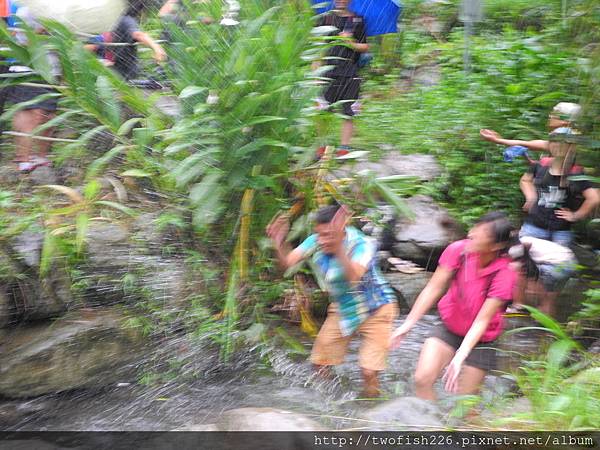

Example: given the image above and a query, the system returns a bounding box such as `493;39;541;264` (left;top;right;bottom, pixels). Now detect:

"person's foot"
16;160;36;173
504;304;530;316
336;145;351;157
359;386;381;398
30;156;52;169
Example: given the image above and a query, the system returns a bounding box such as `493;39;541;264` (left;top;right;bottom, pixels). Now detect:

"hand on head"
266;213;290;246
319;205;350;254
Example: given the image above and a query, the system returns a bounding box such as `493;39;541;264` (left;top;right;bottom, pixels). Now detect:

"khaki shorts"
311;302;398;372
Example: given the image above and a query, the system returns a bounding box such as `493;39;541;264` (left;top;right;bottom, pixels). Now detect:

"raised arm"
266;215;305;270
480;129;549;152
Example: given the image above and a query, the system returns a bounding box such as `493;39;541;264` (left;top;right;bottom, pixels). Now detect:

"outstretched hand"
390;322;412;349
266;213;290;247
480;129;501;143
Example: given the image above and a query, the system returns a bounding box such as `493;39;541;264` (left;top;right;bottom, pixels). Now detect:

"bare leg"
512;273;527;308
361;368;380;398
12;108;53;163
340;118;353;147
313;364;334;379
457;364;487;395
414;337;455;400
539;290;559;317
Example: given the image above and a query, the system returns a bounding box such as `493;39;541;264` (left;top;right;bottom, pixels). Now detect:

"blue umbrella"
312;0;402;36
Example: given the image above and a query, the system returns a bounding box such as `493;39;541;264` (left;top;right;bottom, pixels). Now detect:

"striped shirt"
298;226;396;336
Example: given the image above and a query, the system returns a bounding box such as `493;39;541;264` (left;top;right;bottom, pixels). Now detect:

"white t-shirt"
518;236;576;266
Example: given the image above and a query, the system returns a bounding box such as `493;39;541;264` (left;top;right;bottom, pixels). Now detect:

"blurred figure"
480;102;582;162
391;212;518;400
314;0;369;156
519;127;599;247
5;4;60;172
111;1;166;80
508;236;576;317
517;127;599;315
267;205;398;398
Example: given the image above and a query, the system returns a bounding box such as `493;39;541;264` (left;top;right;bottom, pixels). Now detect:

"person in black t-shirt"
314;0;369;155
112;1;166;80
519;127;600;247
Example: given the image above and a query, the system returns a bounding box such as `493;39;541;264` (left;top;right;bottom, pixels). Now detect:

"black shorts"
6;85;59;112
431;323;498;372
323;76;361;117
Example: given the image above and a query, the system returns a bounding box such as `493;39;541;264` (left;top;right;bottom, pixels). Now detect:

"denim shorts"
520;222;573;247
538;262;575;292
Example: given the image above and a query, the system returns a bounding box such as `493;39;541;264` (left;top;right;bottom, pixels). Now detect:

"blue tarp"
312;0;402;36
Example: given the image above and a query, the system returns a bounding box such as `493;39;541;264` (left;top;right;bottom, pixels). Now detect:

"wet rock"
216;407;325;431
393;195;464;269
0;399;48;428
155;95;181;118
0;308;144;398
360;205;397;252
174;423;219;431
362;397;444;430
12;231;44;267
28;166;58;185
336;154;441;182
385;272;433;310
2;231;73;327
0;289;11;328
85;222;130;269
0;165;19;185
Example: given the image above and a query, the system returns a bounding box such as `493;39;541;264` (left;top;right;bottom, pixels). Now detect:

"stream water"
0;312;545;431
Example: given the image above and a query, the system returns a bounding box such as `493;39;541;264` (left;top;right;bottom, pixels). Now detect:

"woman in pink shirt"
391;212;518;399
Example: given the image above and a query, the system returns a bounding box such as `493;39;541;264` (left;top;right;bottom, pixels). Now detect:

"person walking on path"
313;0;369;156
111;1;166;80
267;204;398;397
5;4;60;172
390;212;518;400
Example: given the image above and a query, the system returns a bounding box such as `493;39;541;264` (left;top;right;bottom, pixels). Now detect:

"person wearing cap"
480;102;582;160
515;127;599;315
266;204;398;398
519;126;599;247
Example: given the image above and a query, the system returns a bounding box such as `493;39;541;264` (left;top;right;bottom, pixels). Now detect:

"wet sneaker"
336;145;351;157
30;156;52;169
504;304;530;317
17;161;36;173
316;146;327;159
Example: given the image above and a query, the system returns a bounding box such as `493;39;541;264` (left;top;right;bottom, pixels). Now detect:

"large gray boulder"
216;407;325;431
362;397;444;430
393;195;464;269
1;232;73;327
336;154;442;182
0;308;144;398
385;271;433;310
